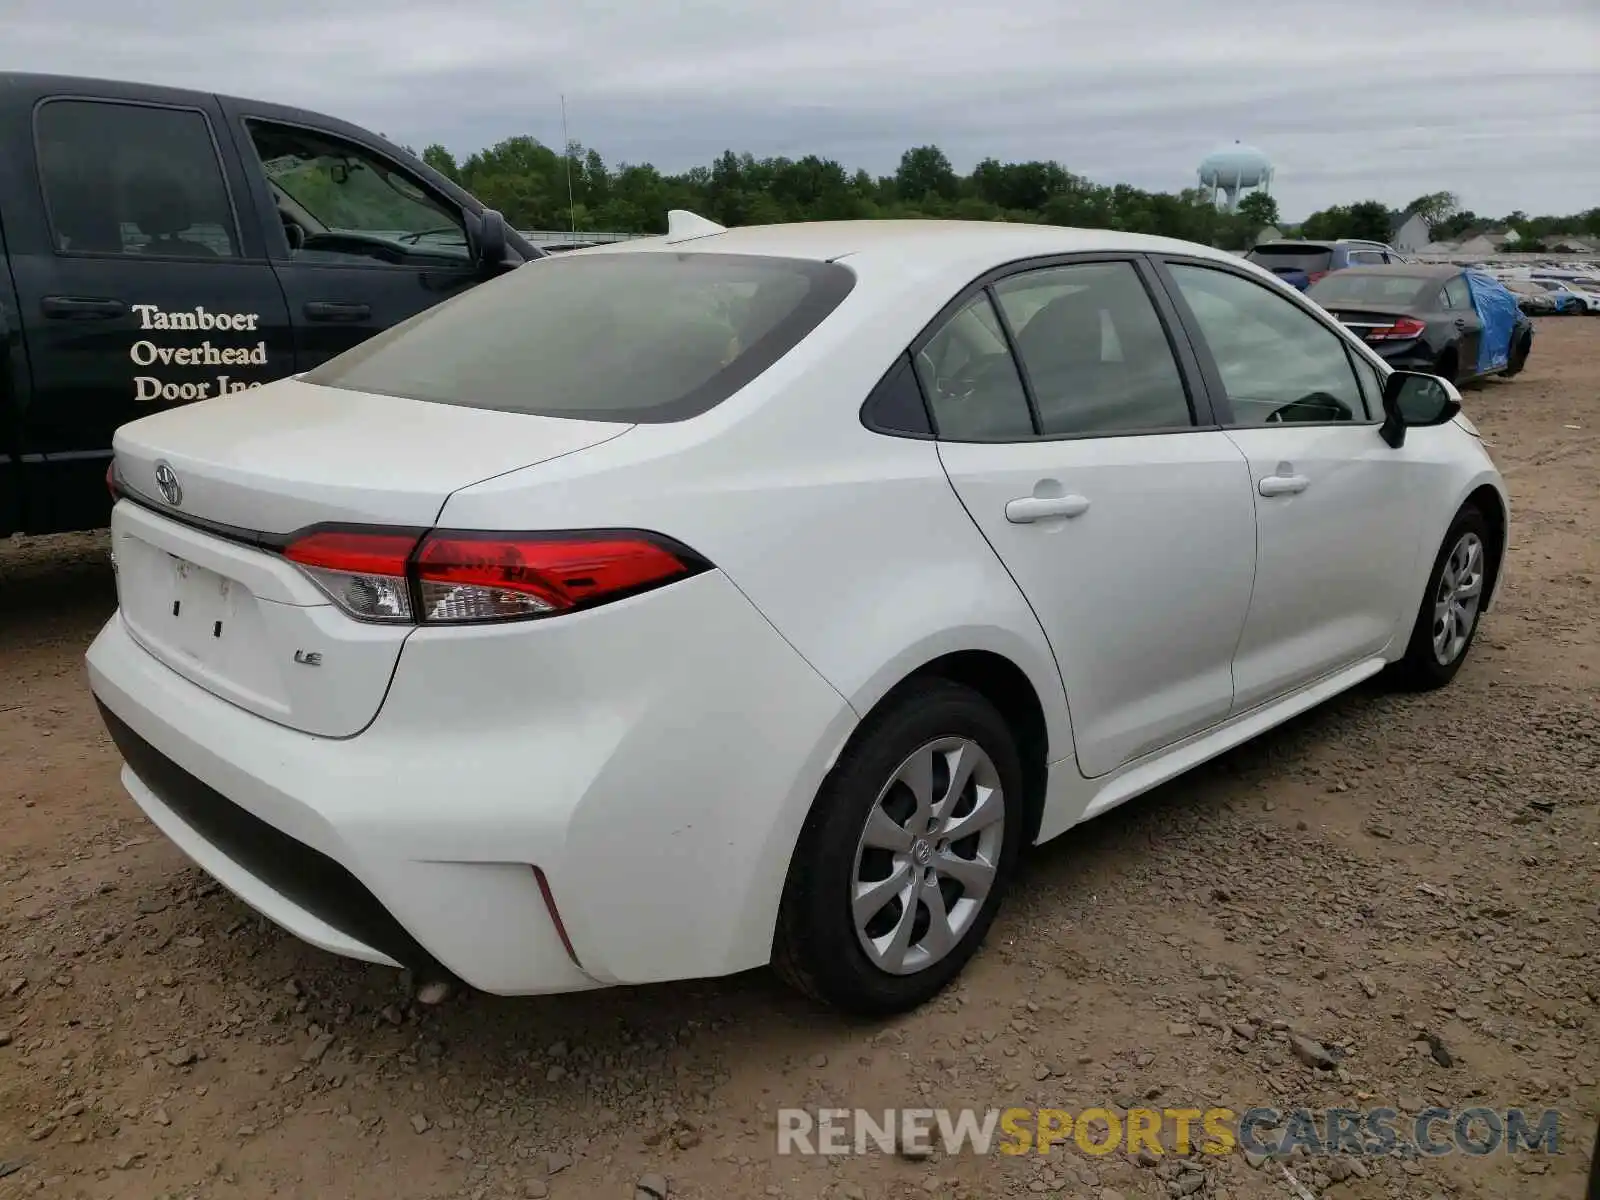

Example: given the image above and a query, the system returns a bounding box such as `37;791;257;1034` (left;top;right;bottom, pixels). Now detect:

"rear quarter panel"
437;264;1075;760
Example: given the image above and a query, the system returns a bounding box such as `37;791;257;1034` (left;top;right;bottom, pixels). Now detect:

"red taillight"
284;528;421;623
280;526;705;625
413;531;700;623
284;529;419;576
1307;271;1329;285
1369;316;1427;341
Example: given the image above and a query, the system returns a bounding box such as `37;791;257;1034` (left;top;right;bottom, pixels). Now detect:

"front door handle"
303;302;372;322
41;295;127;319
1259;473;1310;497
1005;494;1090;523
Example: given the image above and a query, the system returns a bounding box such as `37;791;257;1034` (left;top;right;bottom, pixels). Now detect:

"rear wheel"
1433;346;1459;385
772;679;1024;1015
1390;505;1494;690
1505;332;1531;377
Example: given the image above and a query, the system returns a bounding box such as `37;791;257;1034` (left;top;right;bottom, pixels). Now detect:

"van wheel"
772;680;1024;1016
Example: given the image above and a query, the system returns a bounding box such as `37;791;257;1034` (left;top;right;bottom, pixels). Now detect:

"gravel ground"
2;319;1597;1200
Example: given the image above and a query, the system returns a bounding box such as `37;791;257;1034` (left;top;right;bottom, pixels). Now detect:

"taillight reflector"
280;526;706;626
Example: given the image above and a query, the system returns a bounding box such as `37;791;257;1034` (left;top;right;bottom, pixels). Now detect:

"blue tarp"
1464;271;1519;375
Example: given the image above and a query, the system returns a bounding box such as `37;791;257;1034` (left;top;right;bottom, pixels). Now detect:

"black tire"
772;678;1025;1016
1433;346;1459;385
1505;333;1531;377
1389;504;1495;691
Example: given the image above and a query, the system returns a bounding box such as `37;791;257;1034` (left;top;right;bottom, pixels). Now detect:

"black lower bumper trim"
95;699;452;980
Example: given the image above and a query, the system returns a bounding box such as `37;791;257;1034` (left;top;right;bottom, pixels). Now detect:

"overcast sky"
6;0;1597;221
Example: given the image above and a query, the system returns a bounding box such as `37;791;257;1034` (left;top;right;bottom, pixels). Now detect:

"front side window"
35;100;239;259
913;293;1034;440
305;252;855;423
1168;264;1368;425
247;121;467;265
993;262;1192;436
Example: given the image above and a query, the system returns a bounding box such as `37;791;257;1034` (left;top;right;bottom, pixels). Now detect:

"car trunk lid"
109;379;631;736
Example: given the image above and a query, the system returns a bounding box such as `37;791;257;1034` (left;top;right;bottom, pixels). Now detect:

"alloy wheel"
850;737;1005;976
1433;531;1485;666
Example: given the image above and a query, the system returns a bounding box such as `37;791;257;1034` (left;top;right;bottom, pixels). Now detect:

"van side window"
244;121;468;266
35;100;240;259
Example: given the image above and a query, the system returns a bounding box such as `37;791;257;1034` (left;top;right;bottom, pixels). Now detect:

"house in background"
1390;209;1432;254
1454;228;1522;257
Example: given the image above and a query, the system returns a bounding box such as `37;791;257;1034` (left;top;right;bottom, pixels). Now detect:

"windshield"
1307;273;1433;307
303;252;857;423
1246;245;1333;273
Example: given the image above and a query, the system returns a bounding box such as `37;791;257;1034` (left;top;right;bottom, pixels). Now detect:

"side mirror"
1379;371;1462;448
466;208;509;271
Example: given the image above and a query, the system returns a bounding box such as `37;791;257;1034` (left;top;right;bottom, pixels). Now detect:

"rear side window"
912;293;1034;440
35;100;239;259
992;262;1193;436
305;253;855;422
1246;245;1334;274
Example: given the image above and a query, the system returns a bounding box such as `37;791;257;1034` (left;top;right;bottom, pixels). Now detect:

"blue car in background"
1245;238;1410;291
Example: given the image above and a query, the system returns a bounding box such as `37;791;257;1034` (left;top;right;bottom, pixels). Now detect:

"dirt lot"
2;319;1597;1200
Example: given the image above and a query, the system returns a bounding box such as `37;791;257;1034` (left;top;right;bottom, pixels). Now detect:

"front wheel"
772;679;1025;1015
1390;505;1494;690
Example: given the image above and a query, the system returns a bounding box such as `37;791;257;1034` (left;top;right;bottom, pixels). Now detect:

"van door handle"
1259;473;1310;497
1005;495;1090;523
303;302;371;322
41;296;127;319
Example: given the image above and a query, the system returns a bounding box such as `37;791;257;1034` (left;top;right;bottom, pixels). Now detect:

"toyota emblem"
153;461;183;507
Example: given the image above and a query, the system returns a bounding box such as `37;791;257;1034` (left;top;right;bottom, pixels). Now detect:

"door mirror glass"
1380;371;1461;446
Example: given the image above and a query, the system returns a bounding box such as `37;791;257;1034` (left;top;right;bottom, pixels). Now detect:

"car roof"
1251;239;1389;250
572;219;1249;280
1316;263;1459;280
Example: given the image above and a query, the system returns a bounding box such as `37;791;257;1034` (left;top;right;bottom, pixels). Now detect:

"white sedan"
88;214;1508;1016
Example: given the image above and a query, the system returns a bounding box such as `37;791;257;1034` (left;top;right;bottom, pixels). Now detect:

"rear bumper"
1370;341;1438;372
87;570;857;994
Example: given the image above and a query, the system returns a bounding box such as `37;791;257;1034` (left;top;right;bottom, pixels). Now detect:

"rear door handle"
1005;495;1090;523
1259;473;1310;497
1454;318;1468;329
303;302;371;322
41;295;127;319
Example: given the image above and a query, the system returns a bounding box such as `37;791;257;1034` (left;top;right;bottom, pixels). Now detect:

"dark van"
0;72;538;538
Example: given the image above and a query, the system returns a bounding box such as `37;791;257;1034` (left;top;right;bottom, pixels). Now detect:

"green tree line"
414;138;1600;250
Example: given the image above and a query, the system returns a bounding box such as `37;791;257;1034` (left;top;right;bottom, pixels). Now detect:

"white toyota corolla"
88;214;1508;1015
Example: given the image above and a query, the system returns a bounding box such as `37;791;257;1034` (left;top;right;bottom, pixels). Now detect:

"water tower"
1198;141;1274;212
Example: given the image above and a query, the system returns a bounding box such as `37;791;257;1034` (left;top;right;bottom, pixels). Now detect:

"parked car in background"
1307;265;1532;383
1245;239;1409;291
1500;279;1565;315
0;72;537;540
1525;278;1598;313
89;216;1509;1015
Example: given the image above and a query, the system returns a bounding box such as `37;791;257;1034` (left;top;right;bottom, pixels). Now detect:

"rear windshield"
1246;245;1334;273
303;252;856;422
1307;273;1434;306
